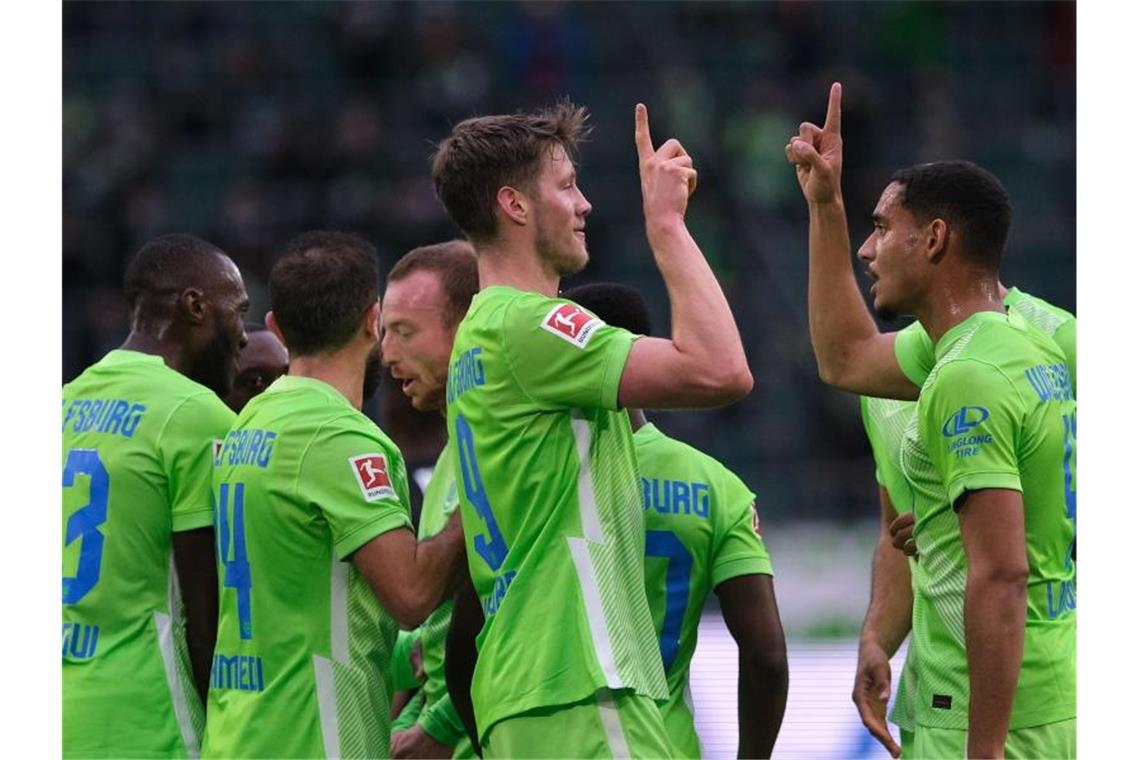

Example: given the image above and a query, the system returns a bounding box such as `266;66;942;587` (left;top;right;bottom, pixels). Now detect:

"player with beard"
788;85;1076;758
202;231;467;759
381;240;480;759
431;102;751;756
62;233;249;758
223;323;289;413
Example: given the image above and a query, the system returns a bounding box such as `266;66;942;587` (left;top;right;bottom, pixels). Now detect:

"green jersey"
202;376;413;759
866;287;1077;732
894;287;1076;394
62;349;234;758
410;444;474;756
445;287;668;743
634;423;773;758
901;310;1076;730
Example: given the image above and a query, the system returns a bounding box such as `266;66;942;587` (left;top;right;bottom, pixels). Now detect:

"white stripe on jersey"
568;537;623;689
313;654;341;758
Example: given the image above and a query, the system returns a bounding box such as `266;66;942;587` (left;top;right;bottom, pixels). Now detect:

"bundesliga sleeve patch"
541;303;604;349
349;453;397;501
213;438;225;467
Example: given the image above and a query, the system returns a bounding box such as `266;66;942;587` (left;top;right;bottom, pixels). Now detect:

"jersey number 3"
63;449;109;605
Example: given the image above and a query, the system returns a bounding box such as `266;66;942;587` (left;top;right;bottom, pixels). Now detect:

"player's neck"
288;351;365;410
915;272;1004;345
120;330;191;376
475;241;561;298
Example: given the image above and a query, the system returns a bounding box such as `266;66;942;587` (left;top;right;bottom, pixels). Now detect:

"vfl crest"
350;453;396;501
541;303;603;349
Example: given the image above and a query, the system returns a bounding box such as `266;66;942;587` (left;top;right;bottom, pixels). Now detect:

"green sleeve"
161;391;235;532
392;692;425;733
860;397;886;487
710;469;772;587
893;321;936;388
1052;318;1077;396
391;629;424;692
418;692;468;747
502;295;636;411
299;421;413;560
920;360;1024;506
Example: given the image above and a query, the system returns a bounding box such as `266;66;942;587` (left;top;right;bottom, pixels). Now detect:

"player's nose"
856;233;875;263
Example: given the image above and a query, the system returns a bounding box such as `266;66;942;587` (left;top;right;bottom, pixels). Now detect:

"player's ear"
363;300;382;341
179;287;208;325
924;218;950;262
265;311;287;347
496;185;529;228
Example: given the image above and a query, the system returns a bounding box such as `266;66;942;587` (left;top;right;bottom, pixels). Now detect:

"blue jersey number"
645;530;693;671
62;449;110;605
1062;411;1076;566
455;414;509;571
217;482;253;639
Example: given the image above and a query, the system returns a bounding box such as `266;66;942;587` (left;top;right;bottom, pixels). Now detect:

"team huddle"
62;84;1075;759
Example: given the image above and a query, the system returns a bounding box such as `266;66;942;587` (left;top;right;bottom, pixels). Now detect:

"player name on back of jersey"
62;397;147;438
62;621;100;661
210;653;266;693
1024;362;1073;403
642;477;711;519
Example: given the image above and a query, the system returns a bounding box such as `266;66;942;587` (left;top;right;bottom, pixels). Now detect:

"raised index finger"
823;82;842;134
634;103;654;163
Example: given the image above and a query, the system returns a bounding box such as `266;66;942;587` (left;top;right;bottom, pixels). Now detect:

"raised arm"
715;573;788;759
352;513;466;629
786;83;918;400
852;487;912;758
618;104;753;410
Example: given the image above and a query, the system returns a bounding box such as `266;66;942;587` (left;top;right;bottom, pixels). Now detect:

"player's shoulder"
1006;287;1075;335
636;425;746;493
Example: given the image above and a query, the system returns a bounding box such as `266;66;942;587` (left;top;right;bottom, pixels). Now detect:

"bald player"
224;324;289;413
63;233;249;758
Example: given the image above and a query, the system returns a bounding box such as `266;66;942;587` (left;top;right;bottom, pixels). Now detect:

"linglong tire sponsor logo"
942;406;989;438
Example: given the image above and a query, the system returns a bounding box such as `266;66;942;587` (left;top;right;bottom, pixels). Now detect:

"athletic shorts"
482;688;673;759
913;718;1075;759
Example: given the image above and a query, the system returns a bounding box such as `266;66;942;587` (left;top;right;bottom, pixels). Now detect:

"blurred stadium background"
62;2;1074;757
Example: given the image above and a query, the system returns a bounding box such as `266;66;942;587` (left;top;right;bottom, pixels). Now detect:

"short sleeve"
1052;318;1077;396
162;392;235;532
299;421;413;560
920;360;1024;507
711;469;772;587
894;321;937;388
418;693;468;747
501;295;636;411
860;397;886;487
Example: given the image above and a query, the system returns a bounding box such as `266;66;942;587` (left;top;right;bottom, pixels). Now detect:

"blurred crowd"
63;0;1075;521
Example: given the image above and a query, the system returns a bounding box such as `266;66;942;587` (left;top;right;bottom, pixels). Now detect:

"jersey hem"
915;702;1075;732
334;511;412;560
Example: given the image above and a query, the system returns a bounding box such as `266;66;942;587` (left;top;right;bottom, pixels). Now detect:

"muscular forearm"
964;572;1026;757
409;518;466;616
737;646;788;758
649;220;751;397
806;199;878;379
860;528;913;657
